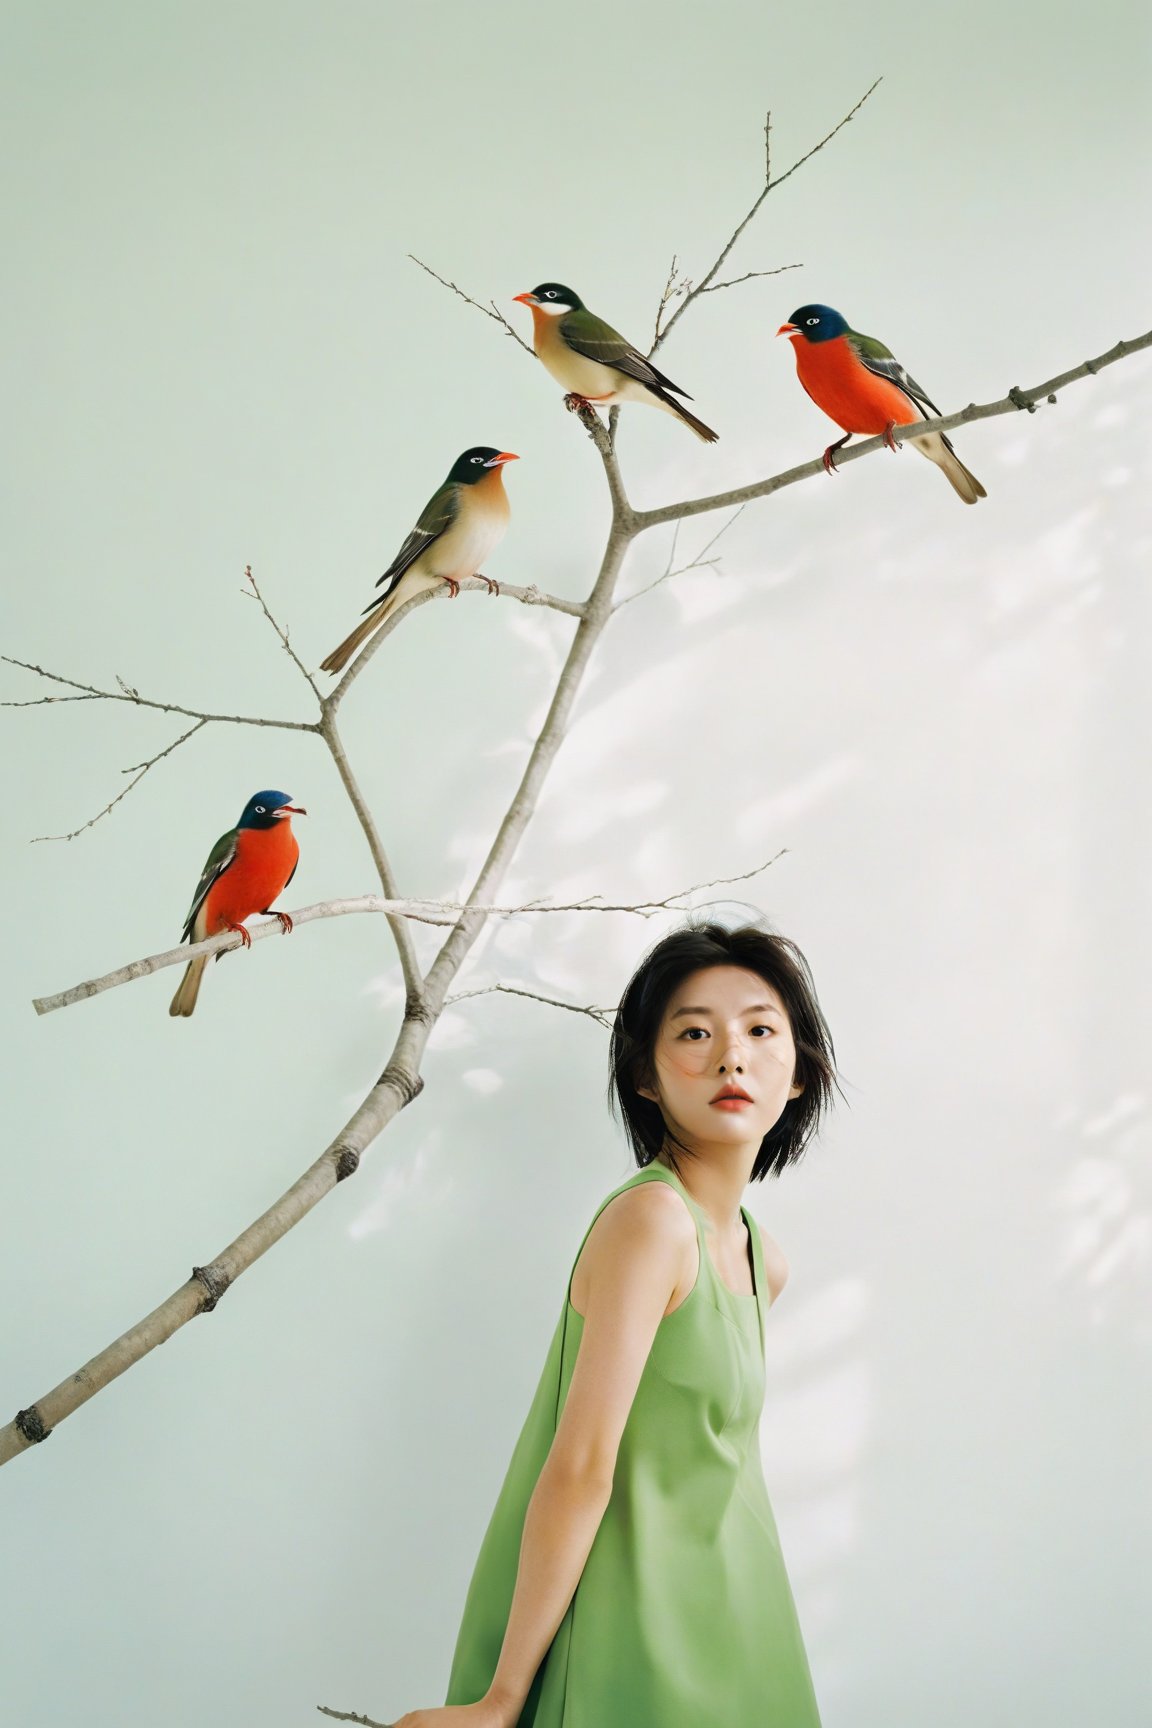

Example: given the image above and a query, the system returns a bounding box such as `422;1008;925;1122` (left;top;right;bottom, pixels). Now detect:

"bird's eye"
545;289;558;298
806;316;819;326
255;805;265;814
471;456;483;464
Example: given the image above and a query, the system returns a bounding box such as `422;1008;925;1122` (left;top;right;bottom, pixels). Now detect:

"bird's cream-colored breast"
415;478;510;582
532;310;621;398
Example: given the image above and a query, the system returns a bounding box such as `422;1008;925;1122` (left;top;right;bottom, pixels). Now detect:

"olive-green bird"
319;446;518;675
514;282;719;443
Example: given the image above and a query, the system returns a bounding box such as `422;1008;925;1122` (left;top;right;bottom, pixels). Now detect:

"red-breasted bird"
777;303;986;504
319;447;518;675
513;283;718;443
169;790;305;1018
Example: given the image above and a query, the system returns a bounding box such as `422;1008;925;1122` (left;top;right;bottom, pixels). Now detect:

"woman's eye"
750;1024;773;1037
679;1027;708;1041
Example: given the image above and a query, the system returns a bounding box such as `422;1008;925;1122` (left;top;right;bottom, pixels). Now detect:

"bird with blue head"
778;301;986;503
169;789;306;1018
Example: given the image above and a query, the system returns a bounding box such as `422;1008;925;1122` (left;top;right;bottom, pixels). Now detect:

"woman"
393;919;839;1727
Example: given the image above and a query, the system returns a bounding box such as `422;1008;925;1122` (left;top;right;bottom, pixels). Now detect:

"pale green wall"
2;2;1149;1724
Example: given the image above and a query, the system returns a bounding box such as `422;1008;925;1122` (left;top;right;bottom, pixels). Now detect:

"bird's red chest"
204;824;299;931
792;335;919;434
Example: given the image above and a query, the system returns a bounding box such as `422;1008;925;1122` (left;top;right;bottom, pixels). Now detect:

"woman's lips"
711;1097;753;1111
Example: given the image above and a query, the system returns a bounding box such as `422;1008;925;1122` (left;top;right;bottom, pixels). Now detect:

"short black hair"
608;918;841;1181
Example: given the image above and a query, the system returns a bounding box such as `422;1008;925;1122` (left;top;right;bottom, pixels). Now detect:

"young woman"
393;920;839;1728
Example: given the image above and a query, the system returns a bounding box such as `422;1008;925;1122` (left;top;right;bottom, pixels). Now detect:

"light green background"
2;2;1149;1724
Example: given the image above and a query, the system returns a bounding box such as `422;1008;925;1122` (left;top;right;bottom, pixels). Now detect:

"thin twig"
316;1708;390;1726
242;564;323;699
407;254;534;356
615;504;745;608
700;263;802;295
635;330;1152;530
1;658;319;733
31;720;209;843
653;254;687;346
32;853;788;1016
652;79;881;355
318;709;425;1011
446;983;614;1028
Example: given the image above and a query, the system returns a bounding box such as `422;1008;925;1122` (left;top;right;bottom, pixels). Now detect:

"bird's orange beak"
776;322;799;338
485;452;519;466
513;292;538;306
275;805;307;817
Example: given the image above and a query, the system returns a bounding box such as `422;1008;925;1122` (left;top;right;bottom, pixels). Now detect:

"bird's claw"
564;392;590;414
440;577;460;599
272;911;294;935
822;447;841;476
477;574;500;597
883;421;900;453
224;921;252;949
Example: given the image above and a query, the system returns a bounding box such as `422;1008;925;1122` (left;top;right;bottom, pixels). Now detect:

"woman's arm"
483;1183;694;1725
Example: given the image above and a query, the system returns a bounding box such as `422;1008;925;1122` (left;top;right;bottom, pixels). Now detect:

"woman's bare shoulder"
755;1221;791;1305
569;1180;696;1316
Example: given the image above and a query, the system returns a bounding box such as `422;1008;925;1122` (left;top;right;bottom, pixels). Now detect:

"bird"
513;283;719;443
777;303;986;504
319;447;518;675
169;790;305;1018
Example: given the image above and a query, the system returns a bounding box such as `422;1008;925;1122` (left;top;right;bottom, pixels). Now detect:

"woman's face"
638;964;804;1156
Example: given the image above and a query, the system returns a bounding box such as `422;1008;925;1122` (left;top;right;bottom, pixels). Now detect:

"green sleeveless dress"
443;1160;823;1726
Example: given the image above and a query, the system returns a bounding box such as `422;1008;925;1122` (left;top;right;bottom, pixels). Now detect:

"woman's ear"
787;1077;805;1100
634;1063;660;1105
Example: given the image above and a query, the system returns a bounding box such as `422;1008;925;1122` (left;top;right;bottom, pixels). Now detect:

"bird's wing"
180;828;238;943
561;308;693;399
848;329;943;419
372;482;461;603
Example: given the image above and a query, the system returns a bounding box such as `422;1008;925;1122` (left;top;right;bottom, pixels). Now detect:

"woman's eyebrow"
670;1002;782;1020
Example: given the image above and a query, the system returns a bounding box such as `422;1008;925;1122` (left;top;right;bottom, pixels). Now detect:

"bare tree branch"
316;1707;390;1726
33;855;787;1016
242;563;323;699
447;982;614;1029
317;709;425;1010
408;254;534;356
615;505;746;609
699;263;802;295
30;719;210;843
636;331;1152;530
651;79;882;355
1;657;320;733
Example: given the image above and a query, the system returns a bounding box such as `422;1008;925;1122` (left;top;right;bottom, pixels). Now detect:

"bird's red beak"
274;805;307;817
776;322;800;338
485;452;519;466
513;292;538;306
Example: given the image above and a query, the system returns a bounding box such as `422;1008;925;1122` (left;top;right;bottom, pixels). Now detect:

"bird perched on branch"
319;447;518;675
514;283;719;443
777;303;986;504
169;790;305;1018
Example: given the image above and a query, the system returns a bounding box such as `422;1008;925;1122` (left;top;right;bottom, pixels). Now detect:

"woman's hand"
390;1696;516;1728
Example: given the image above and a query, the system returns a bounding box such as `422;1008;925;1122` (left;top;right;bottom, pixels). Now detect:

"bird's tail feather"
654;387;720;444
169;955;207;1018
319;597;393;676
910;430;986;505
